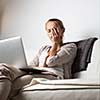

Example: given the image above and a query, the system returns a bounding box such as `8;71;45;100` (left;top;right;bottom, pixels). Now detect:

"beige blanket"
22;78;100;91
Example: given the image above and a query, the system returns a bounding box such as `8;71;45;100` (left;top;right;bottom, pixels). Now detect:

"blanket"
22;78;100;91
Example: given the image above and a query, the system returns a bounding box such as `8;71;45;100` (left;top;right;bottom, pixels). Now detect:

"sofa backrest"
74;38;100;81
71;37;97;75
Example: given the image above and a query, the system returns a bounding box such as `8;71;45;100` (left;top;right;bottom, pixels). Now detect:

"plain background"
0;0;99;65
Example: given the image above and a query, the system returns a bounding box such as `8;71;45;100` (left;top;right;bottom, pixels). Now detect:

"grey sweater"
30;43;77;79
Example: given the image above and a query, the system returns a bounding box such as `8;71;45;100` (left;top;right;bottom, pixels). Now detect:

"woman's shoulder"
62;42;77;49
61;42;77;55
38;45;51;52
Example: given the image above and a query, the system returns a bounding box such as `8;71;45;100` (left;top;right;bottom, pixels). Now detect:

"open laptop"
0;36;47;73
0;36;28;69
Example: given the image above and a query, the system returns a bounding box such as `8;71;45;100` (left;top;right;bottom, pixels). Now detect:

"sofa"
0;37;100;100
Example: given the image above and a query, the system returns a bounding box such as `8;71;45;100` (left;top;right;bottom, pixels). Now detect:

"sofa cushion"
71;37;98;74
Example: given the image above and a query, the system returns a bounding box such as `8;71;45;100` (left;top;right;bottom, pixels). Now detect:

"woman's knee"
12;74;33;89
0;79;12;100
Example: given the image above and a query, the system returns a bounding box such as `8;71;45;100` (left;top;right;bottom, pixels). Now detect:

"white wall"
0;0;8;31
0;0;100;63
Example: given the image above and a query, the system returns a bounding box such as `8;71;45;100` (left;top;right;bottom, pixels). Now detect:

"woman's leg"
0;79;12;100
0;63;25;100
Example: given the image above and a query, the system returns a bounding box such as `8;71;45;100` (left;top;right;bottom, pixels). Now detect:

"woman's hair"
45;18;65;33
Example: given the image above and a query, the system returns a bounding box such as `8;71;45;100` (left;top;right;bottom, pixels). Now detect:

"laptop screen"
0;36;28;69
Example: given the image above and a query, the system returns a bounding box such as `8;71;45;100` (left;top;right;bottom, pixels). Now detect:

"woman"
29;18;77;79
0;18;77;100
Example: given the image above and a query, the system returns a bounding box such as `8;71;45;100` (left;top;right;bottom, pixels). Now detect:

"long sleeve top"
30;43;77;79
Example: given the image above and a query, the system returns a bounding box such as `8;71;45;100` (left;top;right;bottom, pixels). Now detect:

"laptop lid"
0;36;28;69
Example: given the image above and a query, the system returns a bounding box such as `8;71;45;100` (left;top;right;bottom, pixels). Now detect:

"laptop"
0;36;47;73
0;36;28;69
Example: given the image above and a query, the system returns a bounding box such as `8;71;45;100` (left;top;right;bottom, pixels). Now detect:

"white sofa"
11;38;100;100
75;38;100;81
0;37;100;100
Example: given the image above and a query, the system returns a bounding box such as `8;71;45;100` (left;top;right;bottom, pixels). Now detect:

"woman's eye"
47;29;51;33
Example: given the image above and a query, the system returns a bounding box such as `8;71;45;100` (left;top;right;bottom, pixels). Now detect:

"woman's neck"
48;41;63;56
52;41;63;51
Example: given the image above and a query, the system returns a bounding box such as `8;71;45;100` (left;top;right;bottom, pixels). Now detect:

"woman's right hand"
51;28;61;44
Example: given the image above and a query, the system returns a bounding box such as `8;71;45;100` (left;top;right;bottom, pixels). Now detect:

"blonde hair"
45;18;65;33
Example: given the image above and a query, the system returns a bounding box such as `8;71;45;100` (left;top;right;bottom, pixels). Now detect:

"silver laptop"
0;36;28;68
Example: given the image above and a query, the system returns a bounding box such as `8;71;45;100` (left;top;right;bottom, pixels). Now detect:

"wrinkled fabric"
0;63;26;81
0;64;14;81
30;43;77;79
0;63;26;100
0;79;11;100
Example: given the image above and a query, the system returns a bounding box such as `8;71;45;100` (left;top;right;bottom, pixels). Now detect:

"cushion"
71;37;98;74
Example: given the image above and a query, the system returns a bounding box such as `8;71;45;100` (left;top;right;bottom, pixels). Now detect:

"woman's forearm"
48;43;58;56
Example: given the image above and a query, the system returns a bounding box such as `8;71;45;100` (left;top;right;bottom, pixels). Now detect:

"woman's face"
46;21;63;43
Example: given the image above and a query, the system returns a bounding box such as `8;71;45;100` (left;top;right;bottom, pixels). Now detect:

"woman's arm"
29;45;47;67
46;43;77;67
48;43;58;56
29;55;39;67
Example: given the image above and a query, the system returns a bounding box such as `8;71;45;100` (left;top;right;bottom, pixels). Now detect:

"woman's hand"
0;63;9;67
47;28;62;57
51;28;62;44
0;63;15;80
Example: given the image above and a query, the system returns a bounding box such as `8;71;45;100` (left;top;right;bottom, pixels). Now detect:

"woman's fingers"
2;68;10;76
53;28;59;36
0;63;9;67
